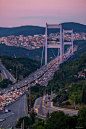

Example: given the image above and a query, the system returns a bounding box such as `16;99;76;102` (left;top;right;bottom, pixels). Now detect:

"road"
0;46;76;93
0;46;78;126
0;62;16;83
33;94;56;117
0;94;27;128
34;95;78;118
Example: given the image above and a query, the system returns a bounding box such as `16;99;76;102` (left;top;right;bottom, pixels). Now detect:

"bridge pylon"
45;23;62;65
63;29;73;55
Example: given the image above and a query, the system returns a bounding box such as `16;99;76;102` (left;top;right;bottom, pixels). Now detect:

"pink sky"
0;0;86;27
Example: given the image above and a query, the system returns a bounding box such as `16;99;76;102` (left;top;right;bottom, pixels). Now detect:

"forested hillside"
0;44;59;62
70;40;86;60
0;40;86;63
0;55;40;82
48;52;86;107
0;25;45;37
0;22;86;37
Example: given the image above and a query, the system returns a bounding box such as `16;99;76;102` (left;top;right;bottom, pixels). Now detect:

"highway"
0;46;76;93
0;45;78;93
0;56;59;93
0;45;78;127
0;62;16;83
0;94;27;128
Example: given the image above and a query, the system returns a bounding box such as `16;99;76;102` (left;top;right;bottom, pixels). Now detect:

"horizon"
0;22;86;28
0;0;86;27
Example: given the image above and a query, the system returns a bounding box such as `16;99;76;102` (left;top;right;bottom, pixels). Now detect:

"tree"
36;119;45;128
16;116;31;129
82;88;86;104
36;125;45;129
52;97;57;103
30;110;36;124
45;111;76;129
77;107;86;129
0;79;12;88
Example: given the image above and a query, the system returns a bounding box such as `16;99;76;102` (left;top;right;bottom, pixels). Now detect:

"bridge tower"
63;29;73;55
45;23;62;65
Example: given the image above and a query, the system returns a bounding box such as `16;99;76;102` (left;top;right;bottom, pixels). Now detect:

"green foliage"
0;40;86;66
47;51;86;105
48;80;60;94
45;111;77;129
68;81;86;105
36;119;45;129
1;55;40;81
77;107;86;129
27;84;45;110
0;79;12;88
52;97;57;103
65;101;71;105
0;44;59;63
53;81;86;105
36;125;45;129
31;83;45;97
82;87;86;104
30;110;36;124
35;108;86;129
16;116;31;129
72;40;86;60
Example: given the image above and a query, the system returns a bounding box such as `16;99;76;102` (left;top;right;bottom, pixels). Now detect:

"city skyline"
0;0;86;27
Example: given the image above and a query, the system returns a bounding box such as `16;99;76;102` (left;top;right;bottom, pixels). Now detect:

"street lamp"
74;94;77;110
28;82;31;114
51;86;52;95
16;66;17;82
47;86;48;97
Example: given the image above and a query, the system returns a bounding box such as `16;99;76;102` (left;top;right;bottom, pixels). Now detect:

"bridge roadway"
0;45;76;93
0;55;60;93
0;94;27;128
0;46;77;127
0;45;78;94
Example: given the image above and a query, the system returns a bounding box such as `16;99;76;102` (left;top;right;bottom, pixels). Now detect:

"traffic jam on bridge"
0;46;77;112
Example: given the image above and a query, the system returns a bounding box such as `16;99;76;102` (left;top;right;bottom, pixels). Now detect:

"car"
48;97;50;101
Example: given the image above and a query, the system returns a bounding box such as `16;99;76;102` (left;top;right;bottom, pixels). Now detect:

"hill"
0;26;45;37
48;52;86;107
67;40;86;61
0;40;86;63
0;22;86;37
0;44;59;63
62;22;86;33
0;55;40;85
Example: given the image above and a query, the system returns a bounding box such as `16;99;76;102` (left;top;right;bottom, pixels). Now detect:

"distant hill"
0;22;86;37
0;44;59;63
0;40;86;63
62;22;86;33
69;40;86;60
0;26;45;37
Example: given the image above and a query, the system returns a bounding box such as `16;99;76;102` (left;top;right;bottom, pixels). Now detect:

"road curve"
33;95;79;119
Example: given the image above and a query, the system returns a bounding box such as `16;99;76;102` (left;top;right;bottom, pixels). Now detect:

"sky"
0;0;86;27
